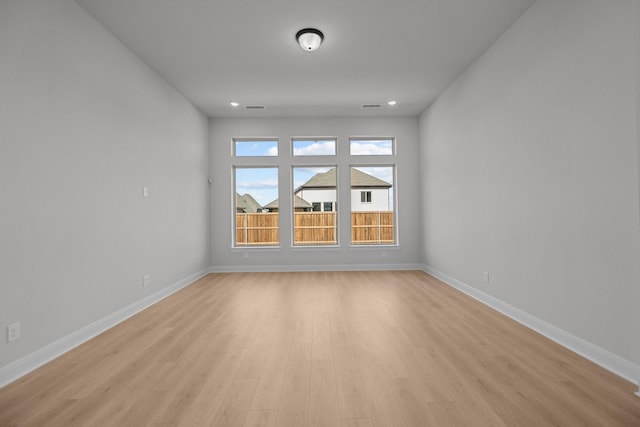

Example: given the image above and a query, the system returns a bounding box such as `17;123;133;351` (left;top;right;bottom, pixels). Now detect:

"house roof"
236;193;262;213
295;168;391;193
263;195;312;210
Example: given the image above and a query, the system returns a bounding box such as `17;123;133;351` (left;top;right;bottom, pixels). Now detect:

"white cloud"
350;141;393;155
295;166;333;175
266;146;278;156
293;141;335;156
237;179;278;190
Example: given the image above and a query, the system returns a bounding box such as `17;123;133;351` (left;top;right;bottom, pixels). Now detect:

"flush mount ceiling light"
229;101;240;107
387;100;398;106
296;28;324;52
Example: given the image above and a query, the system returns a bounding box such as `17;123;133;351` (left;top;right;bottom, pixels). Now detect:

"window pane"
235;167;279;246
234;139;278;156
293;166;337;245
351;166;395;245
361;191;372;203
292;138;336;156
349;138;394;155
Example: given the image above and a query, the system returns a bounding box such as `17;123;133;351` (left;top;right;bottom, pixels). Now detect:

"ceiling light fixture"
230;101;240;107
387;100;398;106
296;28;324;52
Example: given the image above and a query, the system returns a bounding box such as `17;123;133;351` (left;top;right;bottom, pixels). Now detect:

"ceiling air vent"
245;105;265;110
362;104;382;109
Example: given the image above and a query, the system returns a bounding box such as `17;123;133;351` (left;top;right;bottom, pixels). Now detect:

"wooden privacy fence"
235;212;279;246
351;211;394;244
235;211;393;245
294;212;336;245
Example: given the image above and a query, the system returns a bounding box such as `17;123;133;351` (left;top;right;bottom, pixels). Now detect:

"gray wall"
0;0;210;369
420;0;640;367
209;117;422;270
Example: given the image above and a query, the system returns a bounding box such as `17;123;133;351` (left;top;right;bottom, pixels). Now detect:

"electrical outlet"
635;381;640;398
483;272;490;283
7;322;20;342
143;186;149;197
143;274;151;287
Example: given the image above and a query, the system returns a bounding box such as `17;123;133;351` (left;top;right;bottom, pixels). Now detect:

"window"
230;135;397;249
351;166;395;245
293;166;337;245
349;138;394;155
234;167;279;246
292;138;337;156
234;138;278;156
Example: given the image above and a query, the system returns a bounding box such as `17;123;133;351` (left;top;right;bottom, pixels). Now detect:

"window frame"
350;164;397;246
360;191;372;203
229;135;399;251
233;165;280;248
291;165;339;247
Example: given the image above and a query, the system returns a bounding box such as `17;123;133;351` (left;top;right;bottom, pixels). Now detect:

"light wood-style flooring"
1;271;639;426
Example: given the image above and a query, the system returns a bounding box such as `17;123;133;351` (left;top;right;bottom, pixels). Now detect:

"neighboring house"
294;168;392;212
263;195;312;213
235;193;262;213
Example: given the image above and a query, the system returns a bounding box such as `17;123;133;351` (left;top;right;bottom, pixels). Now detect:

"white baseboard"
422;265;640;388
0;268;210;389
209;263;424;273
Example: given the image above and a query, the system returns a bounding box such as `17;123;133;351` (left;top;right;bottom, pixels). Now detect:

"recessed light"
230;101;240;107
387;100;397;106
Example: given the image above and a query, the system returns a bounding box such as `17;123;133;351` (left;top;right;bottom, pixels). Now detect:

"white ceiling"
74;0;535;118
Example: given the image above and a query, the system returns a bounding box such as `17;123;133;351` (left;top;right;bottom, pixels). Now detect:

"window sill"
290;245;341;251
231;246;281;252
349;244;400;251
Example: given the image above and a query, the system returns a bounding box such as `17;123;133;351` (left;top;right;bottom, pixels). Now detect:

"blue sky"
235;168;279;205
235;140;278;156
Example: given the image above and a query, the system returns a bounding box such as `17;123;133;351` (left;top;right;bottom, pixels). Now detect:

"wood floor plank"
249;331;293;410
0;271;638;427
185;347;248;424
388;377;439;427
332;332;370;420
241;409;279;427
340;418;374;427
311;310;332;360
276;343;312;427
308;359;340;427
210;377;258;427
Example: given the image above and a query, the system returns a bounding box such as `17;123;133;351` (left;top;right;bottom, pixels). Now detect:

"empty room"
1;0;640;425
